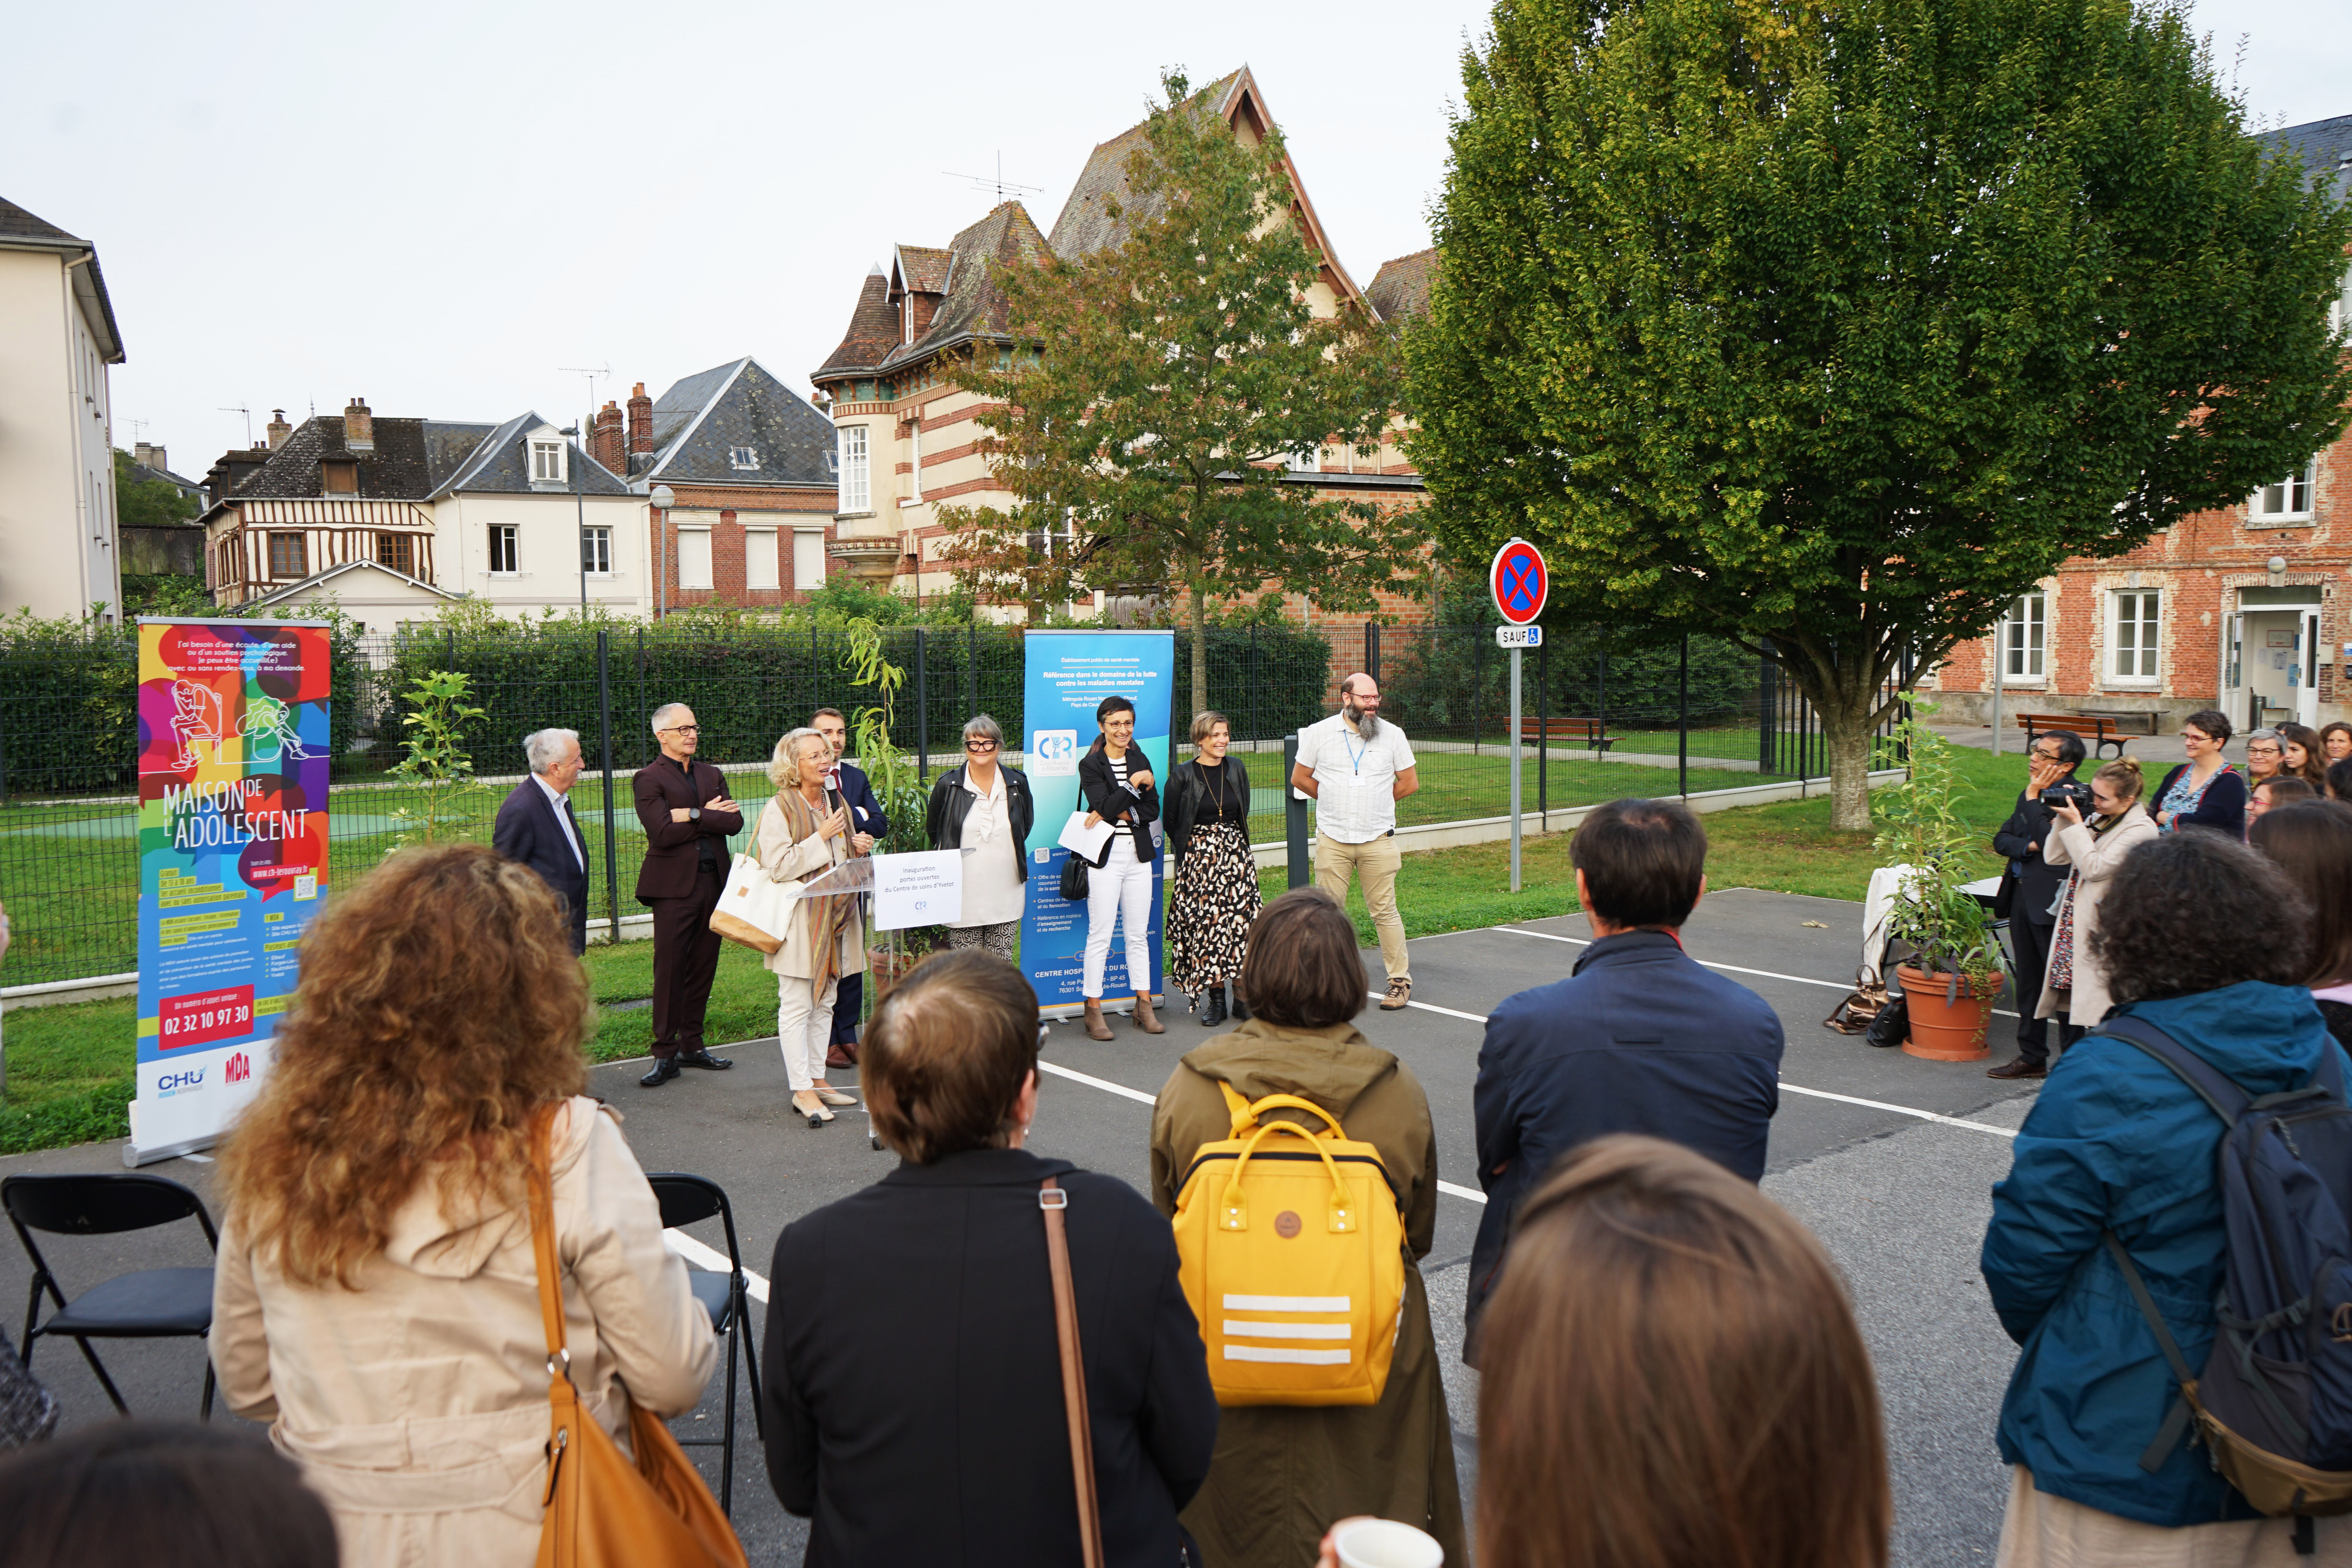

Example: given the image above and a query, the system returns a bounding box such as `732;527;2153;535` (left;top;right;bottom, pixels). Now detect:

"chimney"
626;381;654;474
267;410;292;449
149;444;167;473
344;397;374;453
134;440;156;469
592;400;625;475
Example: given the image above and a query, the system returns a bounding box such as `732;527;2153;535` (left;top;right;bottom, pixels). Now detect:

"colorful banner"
131;619;332;1164
1020;630;1175;1014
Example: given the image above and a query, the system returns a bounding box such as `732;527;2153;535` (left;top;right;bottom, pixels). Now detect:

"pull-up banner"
129;618;332;1165
1021;630;1174;1015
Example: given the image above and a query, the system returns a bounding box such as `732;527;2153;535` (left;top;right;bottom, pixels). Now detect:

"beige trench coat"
753;795;869;983
2036;802;2158;1028
211;1098;716;1568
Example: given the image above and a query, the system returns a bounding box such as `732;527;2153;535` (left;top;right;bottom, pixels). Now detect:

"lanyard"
1341;729;1368;776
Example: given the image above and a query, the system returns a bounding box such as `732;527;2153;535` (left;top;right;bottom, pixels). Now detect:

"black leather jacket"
1079;748;1161;864
925;764;1034;883
1164;756;1252;859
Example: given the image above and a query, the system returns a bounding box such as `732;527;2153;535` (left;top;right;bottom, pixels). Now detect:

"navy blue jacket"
829;760;889;845
1466;931;1783;1350
492;777;589;953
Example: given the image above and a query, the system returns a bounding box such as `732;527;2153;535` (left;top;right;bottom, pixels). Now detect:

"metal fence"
0;619;1909;988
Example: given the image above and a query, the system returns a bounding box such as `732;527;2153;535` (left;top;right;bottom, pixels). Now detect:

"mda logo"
225;1052;252;1083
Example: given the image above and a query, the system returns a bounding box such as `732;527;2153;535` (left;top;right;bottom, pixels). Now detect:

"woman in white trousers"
1077;694;1164;1040
755;727;869;1128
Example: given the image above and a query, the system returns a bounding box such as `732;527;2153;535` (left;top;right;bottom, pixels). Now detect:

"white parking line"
664;1229;770;1304
1777;1082;2018;1138
1491;926;2022;1018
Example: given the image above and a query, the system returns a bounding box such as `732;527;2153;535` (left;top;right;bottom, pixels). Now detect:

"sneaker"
1379;979;1412;1012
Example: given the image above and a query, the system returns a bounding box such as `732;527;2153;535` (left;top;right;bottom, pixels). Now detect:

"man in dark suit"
1986;730;2087;1080
633;702;743;1089
1465;797;1784;1357
810;707;887;1067
492;727;592;954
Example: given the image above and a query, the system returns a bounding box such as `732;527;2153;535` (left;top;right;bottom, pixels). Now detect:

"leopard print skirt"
1169;818;1262;1000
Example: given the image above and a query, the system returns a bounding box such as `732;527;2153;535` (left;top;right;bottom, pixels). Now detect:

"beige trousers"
1996;1466;2352;1566
1314;831;1408;984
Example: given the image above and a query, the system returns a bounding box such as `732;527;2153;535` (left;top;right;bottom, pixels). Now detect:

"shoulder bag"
528;1109;747;1568
1041;1177;1107;1568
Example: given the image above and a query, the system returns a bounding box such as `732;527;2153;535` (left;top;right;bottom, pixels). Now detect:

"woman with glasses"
1165;709;1261;1026
1079;695;1164;1040
756;727;869;1129
924;715;1034;964
2241;728;2285;795
2151;710;2246;837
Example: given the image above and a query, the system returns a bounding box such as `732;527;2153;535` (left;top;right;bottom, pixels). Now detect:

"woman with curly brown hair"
210;844;715;1568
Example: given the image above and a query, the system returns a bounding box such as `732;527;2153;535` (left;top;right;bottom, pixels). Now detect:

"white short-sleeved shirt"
1296;712;1416;844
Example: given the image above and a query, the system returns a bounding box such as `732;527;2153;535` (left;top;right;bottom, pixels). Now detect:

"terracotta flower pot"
867;944;921;996
1895;964;2002;1062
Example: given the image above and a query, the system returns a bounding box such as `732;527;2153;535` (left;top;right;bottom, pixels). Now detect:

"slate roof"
813;205;1052;382
0;196;124;361
895;244;953;294
127;459;207;501
431;413;630;497
1365;248;1437;323
249;559;459;607
640;358;838;488
2262;113;2352;197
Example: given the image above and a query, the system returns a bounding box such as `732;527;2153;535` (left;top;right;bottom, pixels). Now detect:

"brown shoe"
1133;995;1165;1034
1083;999;1114;1041
1379;979;1412;1012
1987;1058;2047;1080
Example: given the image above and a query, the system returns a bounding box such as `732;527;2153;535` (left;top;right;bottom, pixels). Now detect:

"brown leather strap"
528;1105;570;1377
1041;1177;1104;1568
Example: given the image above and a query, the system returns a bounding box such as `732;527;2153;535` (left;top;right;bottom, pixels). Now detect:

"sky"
3;0;2344;483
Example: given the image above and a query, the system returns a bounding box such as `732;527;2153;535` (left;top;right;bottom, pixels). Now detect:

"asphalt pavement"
0;885;2042;1566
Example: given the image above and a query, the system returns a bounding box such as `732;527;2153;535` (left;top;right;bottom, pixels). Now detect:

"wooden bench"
1519;717;1617;753
2016;713;2136;760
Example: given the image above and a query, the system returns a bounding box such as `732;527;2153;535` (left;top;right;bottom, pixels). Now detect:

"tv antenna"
942;153;1044;206
560;363;612;415
217;405;252;445
126;417;150;444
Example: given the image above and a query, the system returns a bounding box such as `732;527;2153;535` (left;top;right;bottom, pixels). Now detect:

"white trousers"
1083;835;1155;998
777;975;839;1092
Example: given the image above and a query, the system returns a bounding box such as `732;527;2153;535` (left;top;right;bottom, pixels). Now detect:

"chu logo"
156;1067;206;1098
1029;729;1079;779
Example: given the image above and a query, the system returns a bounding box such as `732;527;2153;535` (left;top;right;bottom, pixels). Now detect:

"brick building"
1931;112;2352;734
810;66;1435;619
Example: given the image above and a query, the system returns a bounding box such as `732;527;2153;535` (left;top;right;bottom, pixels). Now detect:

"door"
2300;613;2322;730
2223;612;2246;728
2244;611;2305;729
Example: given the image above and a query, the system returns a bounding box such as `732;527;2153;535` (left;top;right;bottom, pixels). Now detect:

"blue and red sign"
1490;538;1549;626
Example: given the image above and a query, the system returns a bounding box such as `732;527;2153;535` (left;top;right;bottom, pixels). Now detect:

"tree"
113;449;200;530
936;69;1418;716
1407;0;2352;828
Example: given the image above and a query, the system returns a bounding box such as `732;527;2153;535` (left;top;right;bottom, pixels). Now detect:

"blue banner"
1020;630;1175;1013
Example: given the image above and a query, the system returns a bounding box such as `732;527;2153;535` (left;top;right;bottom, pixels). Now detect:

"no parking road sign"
1490;538;1548;625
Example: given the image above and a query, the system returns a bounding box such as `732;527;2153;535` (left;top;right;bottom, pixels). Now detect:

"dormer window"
320;457;359;494
730;445;760;471
531;439;566;485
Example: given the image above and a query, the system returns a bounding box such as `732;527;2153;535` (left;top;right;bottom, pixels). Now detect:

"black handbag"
1059;854;1090;902
1863;994;1910;1049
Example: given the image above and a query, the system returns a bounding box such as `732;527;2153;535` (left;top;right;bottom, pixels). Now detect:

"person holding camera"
2033;758;2157;1036
1988;733;2089;1080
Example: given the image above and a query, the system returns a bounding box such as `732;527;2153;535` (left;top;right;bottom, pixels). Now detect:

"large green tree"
114;448;200;530
938;70;1417;715
1408;0;2352;827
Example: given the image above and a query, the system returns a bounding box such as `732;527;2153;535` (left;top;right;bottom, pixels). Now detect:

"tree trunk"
1782;652;1884;831
1189;577;1209;728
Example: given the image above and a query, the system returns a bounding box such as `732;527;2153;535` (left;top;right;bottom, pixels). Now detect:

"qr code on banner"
294;874;317;900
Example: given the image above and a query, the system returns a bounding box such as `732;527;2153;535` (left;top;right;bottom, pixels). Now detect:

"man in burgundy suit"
633;702;743;1088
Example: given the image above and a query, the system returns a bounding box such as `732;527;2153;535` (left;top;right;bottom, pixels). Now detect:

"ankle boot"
1083;998;1114;1041
1229;984;1250;1022
1200;990;1227;1027
1133;994;1166;1034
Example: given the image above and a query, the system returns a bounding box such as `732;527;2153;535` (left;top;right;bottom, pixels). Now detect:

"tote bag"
708;852;797;954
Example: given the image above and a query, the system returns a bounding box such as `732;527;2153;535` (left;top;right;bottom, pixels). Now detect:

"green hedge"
1384;617;1763;737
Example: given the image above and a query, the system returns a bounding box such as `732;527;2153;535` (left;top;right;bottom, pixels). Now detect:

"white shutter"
746;529;780;591
793;530;827;591
679;528;713;591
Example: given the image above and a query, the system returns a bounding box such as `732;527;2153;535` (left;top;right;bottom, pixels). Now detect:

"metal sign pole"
1510;643;1524;892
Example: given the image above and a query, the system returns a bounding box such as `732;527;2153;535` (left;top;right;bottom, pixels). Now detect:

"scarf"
776;780;864;1003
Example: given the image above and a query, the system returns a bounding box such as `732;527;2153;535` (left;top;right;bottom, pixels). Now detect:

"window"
2256;461;2316;521
374;532;413;576
746;528;780;591
908;417;922;500
678;527;713;591
531;440;565;483
320;458;358;494
729;445;760;471
2001;592;2045;680
581;527;611;576
2111;590;2161;682
837;425;869;512
488;524;519;575
267;532;307;579
793;530;827;592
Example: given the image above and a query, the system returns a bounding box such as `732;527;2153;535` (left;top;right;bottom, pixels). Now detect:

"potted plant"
1873;702;2008;1061
843;619;943;995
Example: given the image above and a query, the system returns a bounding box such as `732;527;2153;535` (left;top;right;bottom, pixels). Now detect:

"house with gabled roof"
809;66;1428;613
585;357;840;609
198;397;652;630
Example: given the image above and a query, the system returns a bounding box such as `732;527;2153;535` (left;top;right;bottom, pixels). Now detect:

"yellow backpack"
1170;1082;1407;1407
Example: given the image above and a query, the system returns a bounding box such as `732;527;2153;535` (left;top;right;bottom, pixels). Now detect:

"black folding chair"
3;1173;219;1420
646;1172;761;1515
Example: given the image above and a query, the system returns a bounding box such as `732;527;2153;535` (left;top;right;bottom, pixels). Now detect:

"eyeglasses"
2248;745;2281;757
661;725;701;736
965;739;998;753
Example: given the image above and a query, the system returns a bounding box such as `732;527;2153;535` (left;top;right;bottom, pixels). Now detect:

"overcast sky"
3;0;2342;480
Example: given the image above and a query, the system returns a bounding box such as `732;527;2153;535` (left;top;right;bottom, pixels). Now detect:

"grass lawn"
0;739;2031;1154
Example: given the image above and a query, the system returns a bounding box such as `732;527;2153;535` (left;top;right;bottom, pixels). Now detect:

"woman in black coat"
762;951;1219;1568
1164;708;1261;1026
1076;695;1164;1040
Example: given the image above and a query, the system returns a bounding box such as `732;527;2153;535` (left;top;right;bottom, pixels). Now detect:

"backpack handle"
1219;1120;1358;1236
1215;1082;1346;1141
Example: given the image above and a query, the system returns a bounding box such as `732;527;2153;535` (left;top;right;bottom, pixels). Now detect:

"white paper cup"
1334;1518;1445;1568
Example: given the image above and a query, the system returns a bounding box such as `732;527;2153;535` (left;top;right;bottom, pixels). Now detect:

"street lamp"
561;425;586;615
650;483;676;619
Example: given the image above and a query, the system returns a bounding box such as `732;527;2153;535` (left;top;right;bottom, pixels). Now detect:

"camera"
2039;781;2095;812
